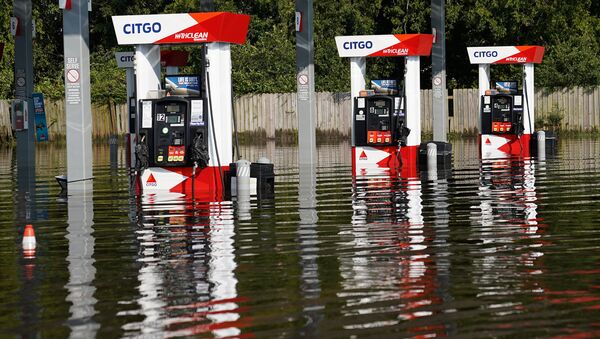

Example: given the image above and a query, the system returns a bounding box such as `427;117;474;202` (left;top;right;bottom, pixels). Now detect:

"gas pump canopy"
467;46;545;64
111;12;250;45
335;34;433;58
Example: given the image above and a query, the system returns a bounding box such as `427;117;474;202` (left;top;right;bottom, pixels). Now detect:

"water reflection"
469;157;547;322
297;163;323;337
65;181;99;337
3;139;600;337
123;195;246;337
346;171;448;337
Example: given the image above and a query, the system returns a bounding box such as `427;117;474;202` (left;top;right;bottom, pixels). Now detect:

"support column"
431;0;447;142
296;0;316;165
135;45;161;102
405;56;421;147
523;63;535;134
63;0;93;184
206;43;233;166
478;64;490;132
13;0;35;222
350;57;366;146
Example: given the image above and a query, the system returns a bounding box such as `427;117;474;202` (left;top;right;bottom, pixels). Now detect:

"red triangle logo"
485;138;491;145
146;174;157;186
359;150;368;160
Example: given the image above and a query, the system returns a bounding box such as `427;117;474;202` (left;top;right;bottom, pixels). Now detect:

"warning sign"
65;56;81;105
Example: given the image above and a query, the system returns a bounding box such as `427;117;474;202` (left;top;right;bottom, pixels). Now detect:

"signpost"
295;0;317;165
431;0;447;142
63;0;93;186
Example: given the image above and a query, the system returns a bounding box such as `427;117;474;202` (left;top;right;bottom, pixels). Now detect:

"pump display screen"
166;104;180;113
373;100;387;108
166;115;181;124
495;97;510;110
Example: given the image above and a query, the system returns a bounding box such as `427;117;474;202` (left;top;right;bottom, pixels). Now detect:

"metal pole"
296;0;317;165
13;0;36;223
63;0;93;184
431;0;447;142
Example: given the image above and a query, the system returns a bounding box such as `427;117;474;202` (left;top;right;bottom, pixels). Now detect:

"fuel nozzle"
190;130;210;169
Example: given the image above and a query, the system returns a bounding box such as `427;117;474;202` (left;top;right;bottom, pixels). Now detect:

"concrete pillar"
135;45;161;102
350;57;366;146
523;63;535;134
405;56;421;147
206;42;233;166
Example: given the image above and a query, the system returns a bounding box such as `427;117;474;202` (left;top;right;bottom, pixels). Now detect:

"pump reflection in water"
347;174;449;336
123;200;249;337
470;157;548;307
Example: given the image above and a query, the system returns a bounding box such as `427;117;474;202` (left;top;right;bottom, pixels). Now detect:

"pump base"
137;166;228;201
480;134;531;159
352;145;418;178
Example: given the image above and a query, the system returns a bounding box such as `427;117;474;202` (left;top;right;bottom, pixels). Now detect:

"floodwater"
1;138;600;338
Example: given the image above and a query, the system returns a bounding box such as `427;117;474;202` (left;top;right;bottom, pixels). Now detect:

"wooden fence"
1;86;599;142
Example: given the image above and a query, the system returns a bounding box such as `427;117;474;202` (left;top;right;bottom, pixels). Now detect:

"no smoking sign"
66;69;80;83
298;74;309;85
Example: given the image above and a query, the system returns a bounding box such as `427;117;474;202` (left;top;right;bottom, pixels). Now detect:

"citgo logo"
343;41;373;50
123;22;161;34
359;150;368;160
473;50;498;58
146;174;157;187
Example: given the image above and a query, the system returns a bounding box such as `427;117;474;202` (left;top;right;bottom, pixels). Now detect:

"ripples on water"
1;139;600;337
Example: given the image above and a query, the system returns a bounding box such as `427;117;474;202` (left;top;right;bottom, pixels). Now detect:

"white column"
523;63;535;134
478;64;490;132
405;56;421;147
135;45;161;101
206;43;233;166
350;57;366;145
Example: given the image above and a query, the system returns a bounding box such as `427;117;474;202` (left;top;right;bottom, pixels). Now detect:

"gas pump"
336;34;434;178
480;82;524;136
136;96;209;170
467;45;556;159
353;93;410;148
112;12;254;201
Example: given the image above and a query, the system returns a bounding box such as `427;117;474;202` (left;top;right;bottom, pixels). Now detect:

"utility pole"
431;0;447;142
295;0;317;165
13;0;36;222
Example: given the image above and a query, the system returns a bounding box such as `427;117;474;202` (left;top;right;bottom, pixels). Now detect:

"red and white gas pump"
335;34;433;178
111;12;250;201
467;45;545;159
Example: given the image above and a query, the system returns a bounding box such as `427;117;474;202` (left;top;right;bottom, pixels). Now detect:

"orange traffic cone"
22;224;36;253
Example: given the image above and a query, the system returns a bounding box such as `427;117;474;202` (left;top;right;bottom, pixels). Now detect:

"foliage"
537;104;564;131
0;0;600;100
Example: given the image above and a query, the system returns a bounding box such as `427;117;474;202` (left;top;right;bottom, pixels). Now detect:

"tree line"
0;0;599;105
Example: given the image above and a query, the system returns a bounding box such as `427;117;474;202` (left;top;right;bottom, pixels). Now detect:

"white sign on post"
115;52;135;68
295;12;302;32
10;17;19;36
